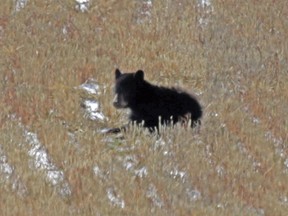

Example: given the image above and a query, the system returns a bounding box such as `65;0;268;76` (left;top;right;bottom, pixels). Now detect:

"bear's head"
113;69;144;109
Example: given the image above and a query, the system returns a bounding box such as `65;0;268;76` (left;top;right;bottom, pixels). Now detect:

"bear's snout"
113;94;120;108
113;94;128;109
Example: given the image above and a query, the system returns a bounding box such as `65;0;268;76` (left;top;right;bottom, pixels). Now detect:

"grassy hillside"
0;0;288;215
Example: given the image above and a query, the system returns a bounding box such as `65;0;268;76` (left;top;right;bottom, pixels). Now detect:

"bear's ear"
135;70;144;80
115;69;122;79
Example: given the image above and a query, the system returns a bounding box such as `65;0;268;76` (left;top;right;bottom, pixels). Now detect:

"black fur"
113;69;202;132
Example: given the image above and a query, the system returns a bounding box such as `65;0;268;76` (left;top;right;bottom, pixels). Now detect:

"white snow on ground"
106;187;125;209
135;0;153;24
93;164;125;208
93;165;109;181
197;0;213;26
186;187;202;202
146;184;164;208
0;146;13;179
0;145;28;197
78;78;100;95
169;168;186;180
121;155;148;178
15;0;28;12
23;130;72;197
77;78;107;121
7;114;71;197
75;0;90;13
134;166;148;178
82;100;106;121
198;0;212;7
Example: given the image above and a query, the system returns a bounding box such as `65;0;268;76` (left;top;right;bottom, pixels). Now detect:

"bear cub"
113;69;202;132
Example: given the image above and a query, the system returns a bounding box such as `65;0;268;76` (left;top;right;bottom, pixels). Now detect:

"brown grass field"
0;0;288;215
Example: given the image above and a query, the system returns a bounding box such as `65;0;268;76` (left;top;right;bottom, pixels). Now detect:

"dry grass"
1;0;288;215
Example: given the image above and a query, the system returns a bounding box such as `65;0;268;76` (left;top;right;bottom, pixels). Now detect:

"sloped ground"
0;0;288;215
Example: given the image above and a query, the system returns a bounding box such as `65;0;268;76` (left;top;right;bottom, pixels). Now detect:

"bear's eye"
115;85;131;94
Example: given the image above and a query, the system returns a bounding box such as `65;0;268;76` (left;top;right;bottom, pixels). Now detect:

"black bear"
112;68;202;132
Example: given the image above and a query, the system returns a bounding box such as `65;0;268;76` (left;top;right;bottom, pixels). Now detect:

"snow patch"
106;187;125;209
82;100;106;121
146;184;164;208
0;145;28;197
15;0;28;12
23;130;71;197
77;79;107;121
78;78;100;95
75;0;90;13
